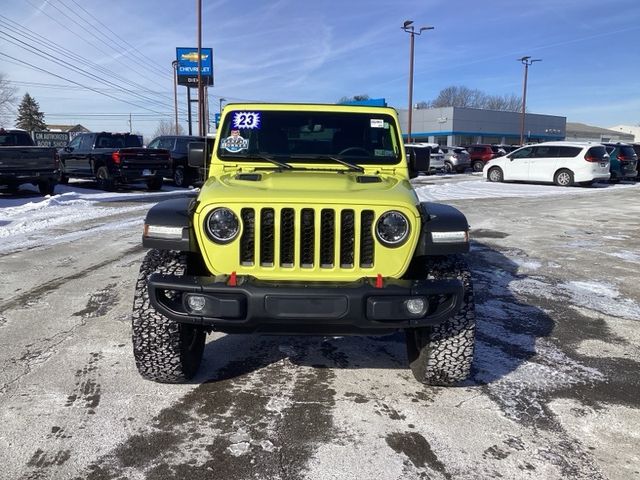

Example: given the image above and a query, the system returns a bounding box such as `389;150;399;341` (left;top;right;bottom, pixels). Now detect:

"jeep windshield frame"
216;110;402;166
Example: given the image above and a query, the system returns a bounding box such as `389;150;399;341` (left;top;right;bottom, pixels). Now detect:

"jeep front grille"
239;207;376;270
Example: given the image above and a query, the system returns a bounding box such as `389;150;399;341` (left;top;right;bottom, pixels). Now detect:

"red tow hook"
375;274;383;289
229;271;237;287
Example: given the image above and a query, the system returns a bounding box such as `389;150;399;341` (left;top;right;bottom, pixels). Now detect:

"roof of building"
566;122;634;138
45;124;90;132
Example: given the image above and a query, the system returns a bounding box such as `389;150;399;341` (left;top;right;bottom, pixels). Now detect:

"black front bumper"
147;274;465;335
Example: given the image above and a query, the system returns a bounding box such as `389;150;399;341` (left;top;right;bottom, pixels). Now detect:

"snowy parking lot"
1;174;639;479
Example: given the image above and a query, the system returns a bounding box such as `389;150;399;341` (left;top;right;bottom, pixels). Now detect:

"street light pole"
219;97;226;115
402;20;433;143
172;60;179;135
518;56;541;145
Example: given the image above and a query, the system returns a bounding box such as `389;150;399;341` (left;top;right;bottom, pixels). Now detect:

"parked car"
467;144;502;172
493;144;518;155
601;142;638;182
632;143;640;179
59;132;171;190
147;135;205;187
483;141;610;187
441;146;470;173
405;143;445;174
0;128;59;196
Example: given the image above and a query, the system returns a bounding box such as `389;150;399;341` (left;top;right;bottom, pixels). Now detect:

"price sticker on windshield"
232;112;261;129
370;119;384;128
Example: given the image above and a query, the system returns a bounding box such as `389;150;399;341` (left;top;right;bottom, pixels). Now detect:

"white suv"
483;142;610;186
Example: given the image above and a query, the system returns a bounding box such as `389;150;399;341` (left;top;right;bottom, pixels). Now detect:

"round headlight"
376;211;410;247
205;208;239;244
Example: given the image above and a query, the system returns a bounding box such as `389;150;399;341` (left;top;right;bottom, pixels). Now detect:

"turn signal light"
112;151;121;164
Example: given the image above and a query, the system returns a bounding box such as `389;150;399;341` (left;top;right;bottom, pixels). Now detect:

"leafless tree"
419;85;522;112
152;119;184;138
0;73;17;127
337;94;370;103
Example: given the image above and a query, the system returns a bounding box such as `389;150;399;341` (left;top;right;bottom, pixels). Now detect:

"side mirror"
64;146;73;152
188;142;205;168
407;147;430;179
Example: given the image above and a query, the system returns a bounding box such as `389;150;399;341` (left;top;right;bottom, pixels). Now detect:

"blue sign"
176;47;213;87
214;113;221;127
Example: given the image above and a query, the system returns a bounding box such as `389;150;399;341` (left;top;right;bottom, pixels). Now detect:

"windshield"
217;110;402;165
95;133;142;148
0;130;34;146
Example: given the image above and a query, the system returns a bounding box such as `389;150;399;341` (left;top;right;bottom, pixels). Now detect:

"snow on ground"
414;176;640;202
0;183;195;254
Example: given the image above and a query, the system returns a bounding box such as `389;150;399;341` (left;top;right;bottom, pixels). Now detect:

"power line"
24;0;170;91
0;15;183;113
0;51;166;114
65;0;171;79
0;27;187;116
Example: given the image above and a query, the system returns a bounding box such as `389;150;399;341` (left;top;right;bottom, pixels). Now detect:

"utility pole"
128;113;132;133
402;21;433;143
518;56;541;145
197;0;204;136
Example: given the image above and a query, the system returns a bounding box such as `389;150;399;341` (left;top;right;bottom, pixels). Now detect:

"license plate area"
142;169;152;176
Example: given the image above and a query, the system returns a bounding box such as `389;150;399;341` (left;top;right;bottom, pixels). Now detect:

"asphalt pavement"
1;177;639;480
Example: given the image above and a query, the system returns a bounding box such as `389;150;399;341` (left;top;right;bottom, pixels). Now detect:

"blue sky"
1;0;639;138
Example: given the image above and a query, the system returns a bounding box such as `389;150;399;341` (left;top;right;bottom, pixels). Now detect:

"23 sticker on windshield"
232;112;261;129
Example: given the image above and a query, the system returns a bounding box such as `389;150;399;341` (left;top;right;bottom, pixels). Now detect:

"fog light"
187;295;206;312
405;298;426;315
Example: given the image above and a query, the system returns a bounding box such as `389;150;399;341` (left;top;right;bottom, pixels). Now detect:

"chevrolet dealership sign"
176;47;214;87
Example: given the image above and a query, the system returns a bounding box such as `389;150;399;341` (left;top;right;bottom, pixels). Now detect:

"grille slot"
340;210;355;268
280;208;295;267
320;209;335;268
240;208;255;265
260;208;275;266
360;210;375;268
300;208;315;267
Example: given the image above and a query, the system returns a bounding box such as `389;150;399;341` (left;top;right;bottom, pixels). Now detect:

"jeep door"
505;146;534;180
528;145;559;182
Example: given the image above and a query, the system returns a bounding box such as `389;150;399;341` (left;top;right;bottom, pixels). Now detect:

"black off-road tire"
96;166;115;191
147;175;163;191
405;255;475;386
132;249;206;383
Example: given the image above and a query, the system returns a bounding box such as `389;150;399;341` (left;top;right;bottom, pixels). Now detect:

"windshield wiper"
247;153;292;170
289;154;364;173
327;156;365;173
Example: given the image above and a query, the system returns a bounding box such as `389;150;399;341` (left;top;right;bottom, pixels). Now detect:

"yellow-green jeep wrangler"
132;103;474;385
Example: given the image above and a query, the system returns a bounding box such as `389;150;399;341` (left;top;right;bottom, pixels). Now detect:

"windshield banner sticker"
232;112;261;129
374;149;394;157
370;119;384;128
221;130;249;153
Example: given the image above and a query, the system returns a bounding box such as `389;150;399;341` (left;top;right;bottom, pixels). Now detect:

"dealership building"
397;106;566;146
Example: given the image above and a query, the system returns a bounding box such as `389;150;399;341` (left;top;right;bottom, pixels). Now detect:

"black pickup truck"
0;128;59;196
59;132;171;190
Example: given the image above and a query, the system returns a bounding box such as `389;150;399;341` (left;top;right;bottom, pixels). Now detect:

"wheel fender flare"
142;197;200;252
414;202;470;256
